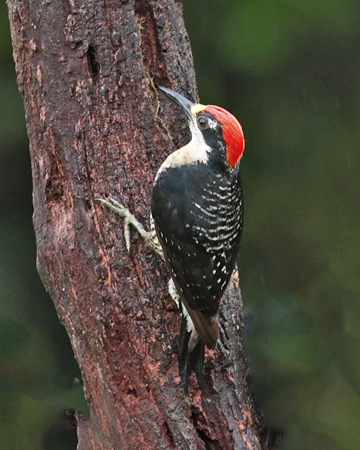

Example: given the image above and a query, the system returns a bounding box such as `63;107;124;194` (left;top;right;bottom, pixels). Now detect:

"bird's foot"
95;197;156;253
168;278;181;308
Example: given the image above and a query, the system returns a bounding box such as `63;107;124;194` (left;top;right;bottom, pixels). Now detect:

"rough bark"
7;0;268;448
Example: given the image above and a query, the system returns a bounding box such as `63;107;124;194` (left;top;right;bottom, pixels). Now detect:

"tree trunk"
7;0;268;448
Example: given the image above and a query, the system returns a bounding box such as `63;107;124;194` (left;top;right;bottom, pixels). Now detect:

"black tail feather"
178;315;205;393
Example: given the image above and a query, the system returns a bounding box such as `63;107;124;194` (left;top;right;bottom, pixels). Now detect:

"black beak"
159;87;194;121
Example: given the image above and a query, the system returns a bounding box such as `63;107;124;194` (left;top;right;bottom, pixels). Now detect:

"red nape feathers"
204;105;245;167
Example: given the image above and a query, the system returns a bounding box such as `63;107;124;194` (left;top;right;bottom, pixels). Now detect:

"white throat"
156;119;211;178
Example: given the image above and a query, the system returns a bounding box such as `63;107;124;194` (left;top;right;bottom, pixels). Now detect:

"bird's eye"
197;116;208;129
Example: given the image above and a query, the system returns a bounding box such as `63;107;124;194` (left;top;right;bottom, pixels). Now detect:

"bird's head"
160;87;245;169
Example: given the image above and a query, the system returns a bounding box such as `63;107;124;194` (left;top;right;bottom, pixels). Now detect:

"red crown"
205;105;245;167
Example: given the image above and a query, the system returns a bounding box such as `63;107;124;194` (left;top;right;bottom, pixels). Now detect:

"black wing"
151;164;243;347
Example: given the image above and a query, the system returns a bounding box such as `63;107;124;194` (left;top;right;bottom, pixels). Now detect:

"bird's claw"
95;197;148;253
124;217;131;253
168;278;181;308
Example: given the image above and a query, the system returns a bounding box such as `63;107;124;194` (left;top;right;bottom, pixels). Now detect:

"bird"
97;86;245;392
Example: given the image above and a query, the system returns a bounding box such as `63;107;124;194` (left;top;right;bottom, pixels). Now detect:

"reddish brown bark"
7;0;268;448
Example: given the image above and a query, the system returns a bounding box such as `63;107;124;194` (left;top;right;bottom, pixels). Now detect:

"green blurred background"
1;0;360;448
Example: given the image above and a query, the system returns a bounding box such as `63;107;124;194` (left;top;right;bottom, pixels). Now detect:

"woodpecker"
97;87;245;392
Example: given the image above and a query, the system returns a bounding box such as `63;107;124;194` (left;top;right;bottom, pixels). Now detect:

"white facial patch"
155;117;212;177
207;118;218;130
